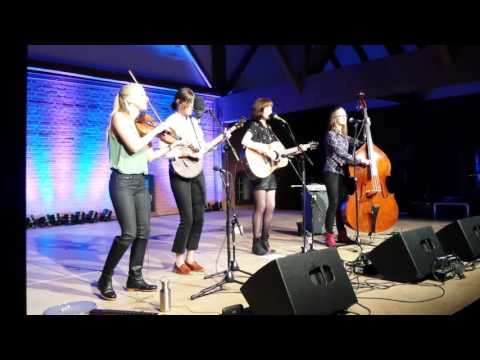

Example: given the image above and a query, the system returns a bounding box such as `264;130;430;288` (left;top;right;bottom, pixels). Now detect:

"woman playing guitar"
241;98;281;256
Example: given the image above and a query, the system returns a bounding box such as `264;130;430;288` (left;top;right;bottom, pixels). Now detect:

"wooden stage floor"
27;208;480;315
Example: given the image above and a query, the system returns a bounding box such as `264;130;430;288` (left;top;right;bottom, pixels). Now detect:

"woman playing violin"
97;83;183;300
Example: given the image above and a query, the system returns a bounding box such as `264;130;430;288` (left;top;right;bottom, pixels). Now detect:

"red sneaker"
325;232;337;247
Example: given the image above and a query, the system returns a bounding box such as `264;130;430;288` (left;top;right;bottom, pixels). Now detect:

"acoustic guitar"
243;141;318;179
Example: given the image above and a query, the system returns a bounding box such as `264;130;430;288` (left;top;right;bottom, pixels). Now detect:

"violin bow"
128;69;163;123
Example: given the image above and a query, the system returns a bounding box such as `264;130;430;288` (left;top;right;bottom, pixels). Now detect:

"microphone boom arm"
207;109;240;162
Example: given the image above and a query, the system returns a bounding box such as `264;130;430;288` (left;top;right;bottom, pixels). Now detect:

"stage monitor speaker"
367;226;445;283
305;190;328;234
436;216;480;261
240;248;357;315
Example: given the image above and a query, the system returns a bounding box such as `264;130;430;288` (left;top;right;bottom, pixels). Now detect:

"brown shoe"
173;263;191;275
185;261;204;272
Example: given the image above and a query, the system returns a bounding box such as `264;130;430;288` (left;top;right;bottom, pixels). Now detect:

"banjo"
243;141;318;180
171;118;246;178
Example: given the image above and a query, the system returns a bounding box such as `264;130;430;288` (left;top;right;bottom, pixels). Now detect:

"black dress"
246;120;278;191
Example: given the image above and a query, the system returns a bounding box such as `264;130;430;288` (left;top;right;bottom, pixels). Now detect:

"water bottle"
159;279;171;312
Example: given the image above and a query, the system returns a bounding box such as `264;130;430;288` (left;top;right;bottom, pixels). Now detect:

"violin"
127;69;183;146
135;113;180;144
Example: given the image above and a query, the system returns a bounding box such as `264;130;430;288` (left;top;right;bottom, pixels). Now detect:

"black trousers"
169;170;206;254
101;170;151;277
324;171;348;233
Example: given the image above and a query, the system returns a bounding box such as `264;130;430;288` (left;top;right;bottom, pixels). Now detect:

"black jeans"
324;171;348;233
101;170;151;277
169;170;206;254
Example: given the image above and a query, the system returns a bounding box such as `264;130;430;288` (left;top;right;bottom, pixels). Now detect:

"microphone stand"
190;110;251;300
350;118;369;268
276;120;315;253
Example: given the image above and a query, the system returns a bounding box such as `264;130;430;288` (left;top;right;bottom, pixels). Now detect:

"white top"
160;112;206;159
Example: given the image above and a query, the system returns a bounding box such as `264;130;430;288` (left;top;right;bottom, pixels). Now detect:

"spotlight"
37;216;49;227
60;213;70;225
79;211;86;224
72;212;81;225
47;214;57;226
86;210;98;223
27;215;36;229
99;209;112;221
86;210;94;223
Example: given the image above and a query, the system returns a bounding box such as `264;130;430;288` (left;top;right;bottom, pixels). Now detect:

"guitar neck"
282;143;314;156
203;124;241;154
283;145;302;155
204;132;226;153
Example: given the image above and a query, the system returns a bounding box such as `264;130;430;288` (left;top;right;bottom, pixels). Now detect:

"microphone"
213;166;227;174
348;117;364;124
269;113;288;123
233;217;244;236
193;95;205;119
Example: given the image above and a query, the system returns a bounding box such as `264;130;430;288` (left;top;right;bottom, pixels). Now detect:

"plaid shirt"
323;130;360;175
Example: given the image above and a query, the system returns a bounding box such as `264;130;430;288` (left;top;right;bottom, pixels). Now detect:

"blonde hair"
106;83;144;139
328;106;348;136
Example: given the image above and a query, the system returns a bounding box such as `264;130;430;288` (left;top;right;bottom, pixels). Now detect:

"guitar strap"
189;116;202;151
267;124;280;143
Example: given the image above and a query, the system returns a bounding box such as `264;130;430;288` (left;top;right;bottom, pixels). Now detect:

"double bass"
342;93;399;234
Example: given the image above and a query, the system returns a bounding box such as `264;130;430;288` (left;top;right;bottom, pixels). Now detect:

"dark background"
229;93;480;217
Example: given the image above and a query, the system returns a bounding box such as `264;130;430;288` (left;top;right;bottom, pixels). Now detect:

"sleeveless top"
108;129;148;175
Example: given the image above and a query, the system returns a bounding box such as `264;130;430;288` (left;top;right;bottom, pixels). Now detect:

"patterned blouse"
246;120;277;145
323;130;362;175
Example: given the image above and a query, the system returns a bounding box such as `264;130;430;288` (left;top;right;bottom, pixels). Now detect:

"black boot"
126;268;157;292
261;233;276;253
252;238;268;256
97;273;116;301
97;236;130;301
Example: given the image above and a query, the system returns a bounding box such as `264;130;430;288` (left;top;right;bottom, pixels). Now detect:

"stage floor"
27;209;480;315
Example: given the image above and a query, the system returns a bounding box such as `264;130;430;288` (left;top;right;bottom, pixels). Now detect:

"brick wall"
26;70;223;217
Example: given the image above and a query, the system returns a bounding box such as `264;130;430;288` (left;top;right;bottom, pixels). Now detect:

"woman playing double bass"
323;106;370;247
